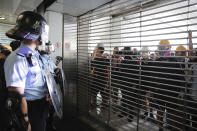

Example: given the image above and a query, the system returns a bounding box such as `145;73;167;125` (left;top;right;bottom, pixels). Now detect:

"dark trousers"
186;98;197;131
153;95;185;131
121;86;137;117
27;98;49;131
167;105;185;131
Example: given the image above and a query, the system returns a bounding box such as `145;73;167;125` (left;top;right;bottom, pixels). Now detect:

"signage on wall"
65;42;70;50
55;42;61;48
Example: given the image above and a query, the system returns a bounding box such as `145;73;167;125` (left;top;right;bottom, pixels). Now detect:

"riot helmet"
6;11;49;50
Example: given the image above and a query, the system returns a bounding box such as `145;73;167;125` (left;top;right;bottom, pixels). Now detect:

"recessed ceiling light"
0;17;5;20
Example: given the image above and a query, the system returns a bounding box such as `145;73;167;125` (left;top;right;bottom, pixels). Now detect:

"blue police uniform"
4;43;48;101
4;11;51;131
4;43;49;131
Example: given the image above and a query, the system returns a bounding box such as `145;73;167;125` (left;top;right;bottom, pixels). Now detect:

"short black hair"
98;47;104;54
10;40;21;51
124;46;131;51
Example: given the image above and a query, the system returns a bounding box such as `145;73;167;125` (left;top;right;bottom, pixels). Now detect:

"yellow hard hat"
176;45;186;51
159;40;170;45
176;45;187;56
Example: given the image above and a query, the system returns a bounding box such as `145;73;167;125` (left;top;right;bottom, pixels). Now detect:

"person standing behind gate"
111;47;123;103
140;46;156;121
187;57;197;131
90;44;109;110
154;41;186;131
118;47;139;122
185;31;197;131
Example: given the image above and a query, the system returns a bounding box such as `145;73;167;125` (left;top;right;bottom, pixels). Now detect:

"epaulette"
16;47;33;66
16;47;31;57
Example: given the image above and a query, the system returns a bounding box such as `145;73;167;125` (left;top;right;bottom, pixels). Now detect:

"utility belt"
27;97;47;105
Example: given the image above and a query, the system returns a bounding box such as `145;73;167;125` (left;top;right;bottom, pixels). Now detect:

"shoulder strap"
38;55;44;65
16;53;33;67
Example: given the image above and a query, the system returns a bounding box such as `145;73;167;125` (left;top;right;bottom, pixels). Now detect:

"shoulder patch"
16;47;32;57
16;47;35;67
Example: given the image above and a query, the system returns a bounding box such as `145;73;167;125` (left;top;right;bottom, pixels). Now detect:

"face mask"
38;24;49;51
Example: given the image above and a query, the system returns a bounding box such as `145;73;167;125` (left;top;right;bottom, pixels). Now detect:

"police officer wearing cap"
4;11;50;131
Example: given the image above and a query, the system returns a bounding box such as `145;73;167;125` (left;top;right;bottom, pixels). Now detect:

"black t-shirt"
92;57;109;79
119;57;139;92
154;58;185;100
141;60;158;93
111;56;121;83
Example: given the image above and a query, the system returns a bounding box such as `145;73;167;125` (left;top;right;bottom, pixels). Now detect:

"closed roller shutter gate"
76;0;197;130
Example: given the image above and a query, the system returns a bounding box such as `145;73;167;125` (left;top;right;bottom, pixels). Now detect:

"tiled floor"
89;106;169;131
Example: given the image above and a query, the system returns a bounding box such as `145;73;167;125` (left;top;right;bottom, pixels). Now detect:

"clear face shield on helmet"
37;24;49;50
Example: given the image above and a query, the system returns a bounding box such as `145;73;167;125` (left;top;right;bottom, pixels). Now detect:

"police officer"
4;11;50;131
0;45;11;89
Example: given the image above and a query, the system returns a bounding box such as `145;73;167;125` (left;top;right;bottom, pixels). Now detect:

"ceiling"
0;0;112;25
0;0;42;25
47;0;112;16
